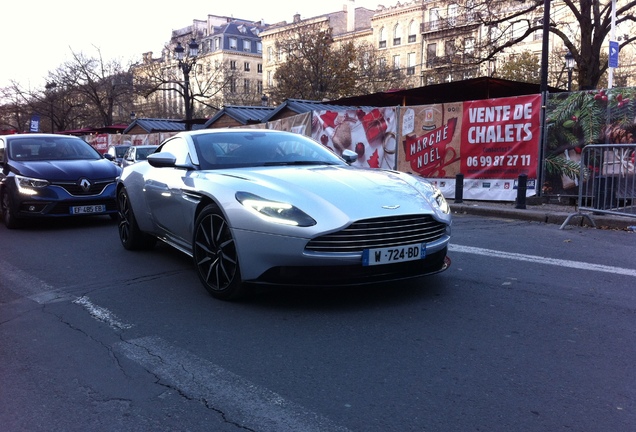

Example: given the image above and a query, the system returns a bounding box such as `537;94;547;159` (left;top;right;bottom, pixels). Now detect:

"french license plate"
70;204;105;215
362;243;426;266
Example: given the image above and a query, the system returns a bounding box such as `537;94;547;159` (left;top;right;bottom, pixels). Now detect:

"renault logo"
79;178;92;192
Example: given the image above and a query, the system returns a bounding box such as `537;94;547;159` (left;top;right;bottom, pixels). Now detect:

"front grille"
52;180;115;196
306;214;448;253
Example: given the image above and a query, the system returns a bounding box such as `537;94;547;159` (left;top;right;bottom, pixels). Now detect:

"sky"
1;0;390;90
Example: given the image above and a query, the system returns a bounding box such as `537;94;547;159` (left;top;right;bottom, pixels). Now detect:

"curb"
449;203;635;230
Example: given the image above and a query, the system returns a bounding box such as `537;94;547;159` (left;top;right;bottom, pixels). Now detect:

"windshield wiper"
262;160;338;166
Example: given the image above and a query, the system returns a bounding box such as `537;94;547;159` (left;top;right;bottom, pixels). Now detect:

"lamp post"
564;51;575;91
44;81;57;133
174;38;199;130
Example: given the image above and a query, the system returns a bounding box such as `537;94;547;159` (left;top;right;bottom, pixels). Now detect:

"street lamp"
564;51;575;91
44;81;57;133
174;38;199;130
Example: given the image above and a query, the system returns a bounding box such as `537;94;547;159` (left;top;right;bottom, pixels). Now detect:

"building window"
230;78;237;93
408;21;417;43
429;9;439;31
533;19;542;40
243;40;251;52
445;40;456;60
257;81;263;94
407;52;416;75
393;23;401;46
466;0;475;21
244;79;250;93
464;37;475;62
448;4;458;26
257;63;263;73
230;61;237;70
379;27;387;49
214;38;220;50
426;43;437;67
267;46;274;62
257;41;262;53
267;71;273;87
393;55;400;70
244;62;251;71
229;37;238;50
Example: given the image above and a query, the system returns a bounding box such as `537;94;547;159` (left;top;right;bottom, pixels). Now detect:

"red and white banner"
397;95;541;200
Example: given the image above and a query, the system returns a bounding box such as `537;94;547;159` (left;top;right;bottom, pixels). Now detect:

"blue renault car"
0;134;121;229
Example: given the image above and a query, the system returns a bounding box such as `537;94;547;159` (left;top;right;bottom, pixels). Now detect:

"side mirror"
103;153;115;161
341;149;358;165
147;152;177;168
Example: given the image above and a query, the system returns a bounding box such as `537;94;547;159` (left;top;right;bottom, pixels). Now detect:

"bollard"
515;174;527;209
454;173;464;203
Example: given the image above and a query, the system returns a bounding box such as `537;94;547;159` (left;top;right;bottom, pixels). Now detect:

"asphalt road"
1;214;634;431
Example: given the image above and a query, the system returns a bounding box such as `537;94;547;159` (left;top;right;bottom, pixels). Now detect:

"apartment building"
132;15;268;119
132;1;634;120
259;0;487;97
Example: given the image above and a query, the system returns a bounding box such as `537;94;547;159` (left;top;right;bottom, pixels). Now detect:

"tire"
193;205;245;300
117;187;156;250
1;189;22;229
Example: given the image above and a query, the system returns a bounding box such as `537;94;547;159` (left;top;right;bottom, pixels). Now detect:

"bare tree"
270;26;359;103
49;48;134;127
270;26;411;103
468;0;636;89
0;84;31;133
353;42;412;94
133;48;246;121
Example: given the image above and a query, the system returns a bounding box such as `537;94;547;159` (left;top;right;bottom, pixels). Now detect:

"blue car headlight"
236;192;316;227
14;175;49;195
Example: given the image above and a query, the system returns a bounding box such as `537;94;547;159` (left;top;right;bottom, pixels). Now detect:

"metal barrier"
560;144;636;229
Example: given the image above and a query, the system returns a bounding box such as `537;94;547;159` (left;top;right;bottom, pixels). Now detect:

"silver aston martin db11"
116;129;451;300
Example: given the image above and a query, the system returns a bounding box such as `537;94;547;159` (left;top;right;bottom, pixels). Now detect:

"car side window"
0;139;4;164
161;137;190;165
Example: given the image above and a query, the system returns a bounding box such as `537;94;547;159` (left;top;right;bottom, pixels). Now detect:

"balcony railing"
421;15;477;33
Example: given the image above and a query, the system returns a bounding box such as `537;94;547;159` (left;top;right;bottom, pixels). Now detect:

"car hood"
202;165;447;225
10;159;120;180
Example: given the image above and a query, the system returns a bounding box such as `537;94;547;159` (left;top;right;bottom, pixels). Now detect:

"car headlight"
409;175;450;214
14;175;49;195
433;188;450;214
236;192;316;227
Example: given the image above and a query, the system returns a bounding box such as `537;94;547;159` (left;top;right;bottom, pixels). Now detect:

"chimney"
293;13;301;23
345;0;355;32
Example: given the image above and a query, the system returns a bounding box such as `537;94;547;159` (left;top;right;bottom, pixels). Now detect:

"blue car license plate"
362;243;426;266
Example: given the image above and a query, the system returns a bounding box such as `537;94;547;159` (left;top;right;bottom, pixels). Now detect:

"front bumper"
10;182;118;218
233;228;451;286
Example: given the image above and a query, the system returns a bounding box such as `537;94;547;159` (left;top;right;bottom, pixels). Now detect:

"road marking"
73;296;133;330
0;259;72;303
449;244;636;277
114;336;351;432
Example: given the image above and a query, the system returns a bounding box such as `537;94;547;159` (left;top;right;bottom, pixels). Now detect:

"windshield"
135;147;157;160
8;136;101;161
192;131;346;170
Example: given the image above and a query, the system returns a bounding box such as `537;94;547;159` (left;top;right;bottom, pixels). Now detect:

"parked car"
0;133;121;229
121;145;158;168
116;129;451;300
105;144;131;166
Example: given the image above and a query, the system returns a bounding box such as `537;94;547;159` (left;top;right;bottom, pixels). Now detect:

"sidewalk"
449;198;636;230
